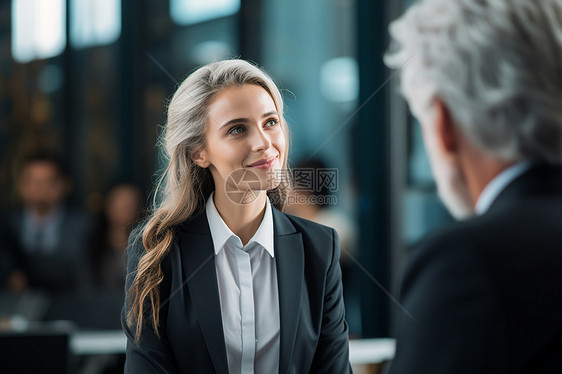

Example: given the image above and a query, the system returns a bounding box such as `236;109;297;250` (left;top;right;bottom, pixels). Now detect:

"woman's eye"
228;126;245;135
265;118;279;127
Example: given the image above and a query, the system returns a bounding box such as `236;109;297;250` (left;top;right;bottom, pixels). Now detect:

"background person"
4;153;93;294
91;182;143;292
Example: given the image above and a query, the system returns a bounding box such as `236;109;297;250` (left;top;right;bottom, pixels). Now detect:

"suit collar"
489;163;562;213
475;161;532;215
271;208;304;374
205;192;275;257
178;213;228;374
271;206;298;236
178;206;304;374
178;201;298;236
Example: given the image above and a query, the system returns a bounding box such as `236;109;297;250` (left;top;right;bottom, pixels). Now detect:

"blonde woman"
122;60;351;373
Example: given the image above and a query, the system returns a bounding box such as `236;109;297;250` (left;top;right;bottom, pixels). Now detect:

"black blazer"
122;206;352;373
3;208;93;293
388;165;562;373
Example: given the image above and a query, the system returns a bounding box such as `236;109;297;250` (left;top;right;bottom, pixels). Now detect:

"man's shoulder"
406;206;562;291
408;216;487;263
0;210;22;229
411;203;539;256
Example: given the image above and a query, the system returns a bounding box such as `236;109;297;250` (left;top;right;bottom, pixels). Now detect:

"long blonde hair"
126;60;291;343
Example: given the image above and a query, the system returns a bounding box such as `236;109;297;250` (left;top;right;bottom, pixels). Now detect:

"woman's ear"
191;148;210;168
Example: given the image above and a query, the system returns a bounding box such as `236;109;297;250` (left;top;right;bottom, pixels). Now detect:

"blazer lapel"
272;208;304;374
178;212;229;374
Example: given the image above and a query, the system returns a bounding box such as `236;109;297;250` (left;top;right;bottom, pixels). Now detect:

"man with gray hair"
384;0;562;372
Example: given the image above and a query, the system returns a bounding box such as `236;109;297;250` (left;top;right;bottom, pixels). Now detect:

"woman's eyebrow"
220;118;249;129
219;111;279;129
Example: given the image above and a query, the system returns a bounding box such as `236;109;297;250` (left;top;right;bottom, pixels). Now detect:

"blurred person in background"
385;0;562;372
91;182;143;292
4;153;93;294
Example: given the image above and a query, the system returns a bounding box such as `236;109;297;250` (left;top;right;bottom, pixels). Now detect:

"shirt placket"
235;244;256;373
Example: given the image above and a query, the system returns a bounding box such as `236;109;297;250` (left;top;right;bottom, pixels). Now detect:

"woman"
122;59;351;373
91;182;142;292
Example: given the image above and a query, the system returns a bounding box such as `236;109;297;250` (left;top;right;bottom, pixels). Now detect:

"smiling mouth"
248;156;278;169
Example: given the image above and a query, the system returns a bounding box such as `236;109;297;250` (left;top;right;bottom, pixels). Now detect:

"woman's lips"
248;156;277;169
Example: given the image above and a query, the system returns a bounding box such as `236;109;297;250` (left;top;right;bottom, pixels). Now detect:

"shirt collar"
205;192;275;257
24;205;64;227
475;161;533;215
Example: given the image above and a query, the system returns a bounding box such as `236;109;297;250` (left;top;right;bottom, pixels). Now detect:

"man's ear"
434;98;458;155
190;148;210;168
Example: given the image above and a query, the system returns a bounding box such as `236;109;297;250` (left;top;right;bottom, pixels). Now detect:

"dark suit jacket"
0;219;17;289
4;208;93;293
122;206;352;373
388;165;562;373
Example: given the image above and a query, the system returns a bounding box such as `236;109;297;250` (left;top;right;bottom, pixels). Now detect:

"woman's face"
105;185;141;227
194;84;286;199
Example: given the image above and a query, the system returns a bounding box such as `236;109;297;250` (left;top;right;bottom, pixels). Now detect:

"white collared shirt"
206;192;280;374
475;161;533;215
21;206;64;254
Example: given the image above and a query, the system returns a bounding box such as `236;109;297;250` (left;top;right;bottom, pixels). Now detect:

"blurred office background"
0;0;451;372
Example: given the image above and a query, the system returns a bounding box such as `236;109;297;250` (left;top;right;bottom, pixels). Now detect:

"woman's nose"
249;126;272;152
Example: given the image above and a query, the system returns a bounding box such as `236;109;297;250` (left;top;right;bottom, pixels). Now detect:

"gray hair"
384;0;562;163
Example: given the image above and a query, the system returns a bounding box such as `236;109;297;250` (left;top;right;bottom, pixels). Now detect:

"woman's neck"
212;189;268;246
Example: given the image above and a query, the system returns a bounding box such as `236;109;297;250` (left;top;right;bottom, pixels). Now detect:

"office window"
261;0;360;334
170;0;240;25
70;0;121;49
11;0;66;63
319;57;359;104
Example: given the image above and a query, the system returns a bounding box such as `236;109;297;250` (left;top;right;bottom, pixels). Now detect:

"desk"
71;330;127;356
349;338;395;365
